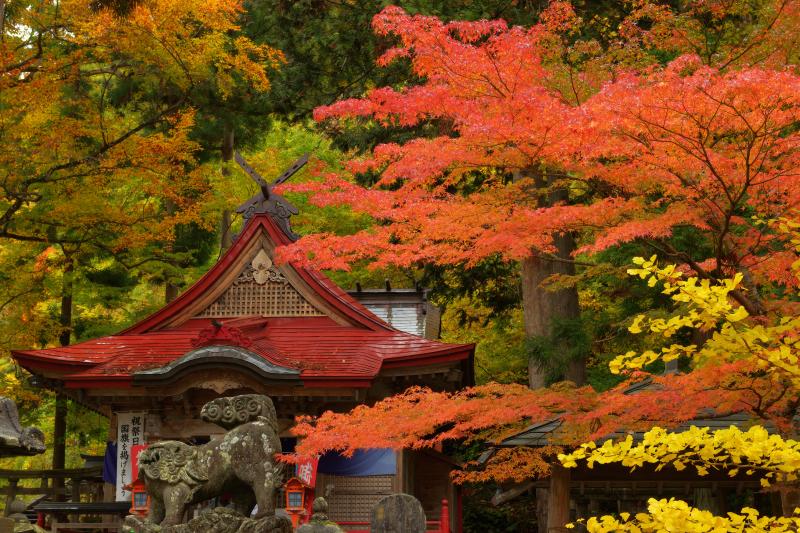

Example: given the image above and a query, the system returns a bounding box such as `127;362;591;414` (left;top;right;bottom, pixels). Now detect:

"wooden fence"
0;467;104;513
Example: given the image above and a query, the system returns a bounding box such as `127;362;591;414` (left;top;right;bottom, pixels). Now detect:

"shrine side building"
12;212;474;529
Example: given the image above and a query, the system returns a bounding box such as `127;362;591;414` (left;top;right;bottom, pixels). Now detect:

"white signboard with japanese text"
116;412;145;501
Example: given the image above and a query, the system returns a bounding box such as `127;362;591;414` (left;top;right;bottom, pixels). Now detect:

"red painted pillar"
440;499;450;533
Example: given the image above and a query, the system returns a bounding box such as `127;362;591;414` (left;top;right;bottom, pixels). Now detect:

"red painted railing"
339;499;450;533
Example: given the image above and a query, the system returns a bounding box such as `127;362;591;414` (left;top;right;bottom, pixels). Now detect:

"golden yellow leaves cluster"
560;426;800;487
611;256;800;390
571;498;800;533
562;252;800;531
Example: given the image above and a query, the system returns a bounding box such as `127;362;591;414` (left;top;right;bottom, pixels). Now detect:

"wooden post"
536;488;548;533
439;499;450;533
782;488;800;517
547;465;571;533
52;395;67;501
3;479;17;516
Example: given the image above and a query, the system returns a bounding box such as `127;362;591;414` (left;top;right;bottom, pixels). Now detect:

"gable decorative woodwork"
197;248;323;318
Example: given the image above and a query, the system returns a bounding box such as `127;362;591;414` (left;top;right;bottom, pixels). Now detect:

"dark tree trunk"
165;283;180;304
220;126;235;252
164;200;180;303
518;169;583;388
58;258;73;348
0;0;6;41
53;257;73;494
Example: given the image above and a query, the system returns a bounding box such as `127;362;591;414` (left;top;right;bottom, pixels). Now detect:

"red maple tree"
282;1;800;486
282;5;800;315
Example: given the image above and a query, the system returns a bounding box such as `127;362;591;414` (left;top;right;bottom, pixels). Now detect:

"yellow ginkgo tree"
560;248;800;531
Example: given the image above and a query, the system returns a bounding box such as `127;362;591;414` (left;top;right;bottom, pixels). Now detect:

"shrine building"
12;187;474;529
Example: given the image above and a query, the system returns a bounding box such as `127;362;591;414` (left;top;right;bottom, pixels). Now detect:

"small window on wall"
287;491;303;508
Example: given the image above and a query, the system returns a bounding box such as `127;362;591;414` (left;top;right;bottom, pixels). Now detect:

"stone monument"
296;498;345;533
123;394;291;533
370;494;426;533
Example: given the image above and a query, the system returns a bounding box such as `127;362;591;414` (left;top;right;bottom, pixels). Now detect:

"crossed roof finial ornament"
235;152;309;241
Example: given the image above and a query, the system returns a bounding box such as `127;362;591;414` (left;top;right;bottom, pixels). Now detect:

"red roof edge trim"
13;353;96;372
380;348;473;369
121;216;269;334
292;268;391;332
299;378;373;388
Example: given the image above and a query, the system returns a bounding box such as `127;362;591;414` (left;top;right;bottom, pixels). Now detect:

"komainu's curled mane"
200;394;278;431
138;442;208;487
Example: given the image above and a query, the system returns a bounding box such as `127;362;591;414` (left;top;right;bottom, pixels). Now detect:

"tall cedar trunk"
220;127;235;252
53;257;73;494
521;232;583;388
518;169;581;532
518;170;583;388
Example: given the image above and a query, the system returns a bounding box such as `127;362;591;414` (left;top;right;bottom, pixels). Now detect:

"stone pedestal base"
123;509;292;533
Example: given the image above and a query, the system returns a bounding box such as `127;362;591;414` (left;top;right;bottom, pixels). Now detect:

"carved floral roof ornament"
235;249;287;286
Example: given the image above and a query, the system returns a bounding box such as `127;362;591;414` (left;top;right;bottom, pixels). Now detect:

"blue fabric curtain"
102;442;116;485
317;449;396;476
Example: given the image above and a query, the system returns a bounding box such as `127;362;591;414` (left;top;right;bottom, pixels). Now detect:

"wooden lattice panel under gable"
197;248;323;318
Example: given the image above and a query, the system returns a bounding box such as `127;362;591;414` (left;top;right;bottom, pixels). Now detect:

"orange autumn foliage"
287;4;800;484
0;0;281;250
294;359;795;483
280;4;800;314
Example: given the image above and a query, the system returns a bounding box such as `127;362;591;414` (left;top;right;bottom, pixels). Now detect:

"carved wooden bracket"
191;321;254;348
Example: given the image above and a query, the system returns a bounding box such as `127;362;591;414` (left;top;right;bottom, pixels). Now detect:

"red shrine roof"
13;214;473;389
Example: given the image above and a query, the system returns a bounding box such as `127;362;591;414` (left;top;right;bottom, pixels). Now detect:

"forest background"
1;0;800;531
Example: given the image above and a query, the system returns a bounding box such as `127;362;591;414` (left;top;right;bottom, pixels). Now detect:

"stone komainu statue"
137;394;283;527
